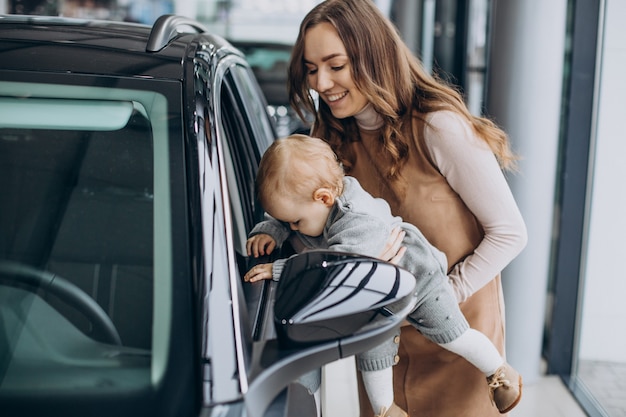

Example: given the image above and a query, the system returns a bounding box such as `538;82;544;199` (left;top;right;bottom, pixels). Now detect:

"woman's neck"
354;103;384;131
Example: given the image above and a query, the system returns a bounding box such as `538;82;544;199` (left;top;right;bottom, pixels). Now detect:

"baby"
245;134;522;417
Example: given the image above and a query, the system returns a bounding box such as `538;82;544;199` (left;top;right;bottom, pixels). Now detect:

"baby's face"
265;194;331;237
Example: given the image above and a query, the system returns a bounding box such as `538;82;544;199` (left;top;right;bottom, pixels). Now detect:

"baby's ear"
313;188;335;207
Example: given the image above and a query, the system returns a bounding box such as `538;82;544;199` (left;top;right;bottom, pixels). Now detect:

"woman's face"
303;22;369;119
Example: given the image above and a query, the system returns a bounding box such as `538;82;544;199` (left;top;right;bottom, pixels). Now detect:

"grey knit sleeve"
271;258;287;281
249;215;291;247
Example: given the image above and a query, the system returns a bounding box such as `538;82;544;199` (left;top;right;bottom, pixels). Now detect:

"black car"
0;14;418;417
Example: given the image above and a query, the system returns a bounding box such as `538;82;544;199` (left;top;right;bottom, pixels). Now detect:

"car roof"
0;14;238;80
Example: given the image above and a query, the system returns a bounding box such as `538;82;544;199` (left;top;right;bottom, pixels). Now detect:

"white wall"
487;0;567;384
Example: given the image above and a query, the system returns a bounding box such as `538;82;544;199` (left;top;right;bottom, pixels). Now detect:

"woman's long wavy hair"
288;0;517;179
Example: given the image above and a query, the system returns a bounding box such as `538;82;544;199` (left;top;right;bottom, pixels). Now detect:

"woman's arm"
425;111;528;302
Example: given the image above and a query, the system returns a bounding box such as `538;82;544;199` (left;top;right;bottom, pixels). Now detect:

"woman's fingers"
378;226;406;263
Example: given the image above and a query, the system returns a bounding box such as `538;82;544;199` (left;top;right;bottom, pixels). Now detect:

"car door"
192;44;323;417
190;44;285;414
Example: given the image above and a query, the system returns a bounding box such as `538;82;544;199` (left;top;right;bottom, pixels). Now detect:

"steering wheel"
0;260;122;345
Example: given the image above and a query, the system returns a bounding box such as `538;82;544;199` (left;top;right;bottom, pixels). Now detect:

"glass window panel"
574;2;626;416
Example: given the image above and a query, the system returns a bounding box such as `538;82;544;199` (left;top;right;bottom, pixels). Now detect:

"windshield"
0;80;172;398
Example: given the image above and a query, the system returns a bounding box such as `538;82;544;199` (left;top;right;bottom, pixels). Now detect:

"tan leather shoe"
487;363;523;413
375;402;408;417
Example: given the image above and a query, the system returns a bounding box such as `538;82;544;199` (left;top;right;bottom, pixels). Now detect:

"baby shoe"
487;363;523;413
375;402;408;417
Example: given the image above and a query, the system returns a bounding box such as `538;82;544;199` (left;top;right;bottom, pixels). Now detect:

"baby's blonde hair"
256;134;344;208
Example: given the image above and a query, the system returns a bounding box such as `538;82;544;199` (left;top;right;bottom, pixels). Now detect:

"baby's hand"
246;233;277;258
244;263;274;282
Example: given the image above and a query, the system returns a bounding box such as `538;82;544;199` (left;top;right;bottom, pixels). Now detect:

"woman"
287;1;528;416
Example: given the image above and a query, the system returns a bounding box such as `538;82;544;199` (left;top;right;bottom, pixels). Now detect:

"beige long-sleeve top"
424;111;527;301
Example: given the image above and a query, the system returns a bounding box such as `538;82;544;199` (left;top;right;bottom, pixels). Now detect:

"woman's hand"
378;226;407;265
246;233;277;258
244;263;274;282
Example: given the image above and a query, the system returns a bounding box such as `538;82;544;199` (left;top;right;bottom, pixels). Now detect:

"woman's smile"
326;91;348;102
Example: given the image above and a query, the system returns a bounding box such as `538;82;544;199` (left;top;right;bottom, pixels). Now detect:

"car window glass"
217;62;277;363
229;64;275;152
0;81;173;397
220;65;274;253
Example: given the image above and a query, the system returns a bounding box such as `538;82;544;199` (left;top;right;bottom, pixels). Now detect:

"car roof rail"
146;14;208;52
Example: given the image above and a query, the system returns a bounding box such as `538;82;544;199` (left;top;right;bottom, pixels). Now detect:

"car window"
229;64;276;151
0;79;175;402
221;74;272;250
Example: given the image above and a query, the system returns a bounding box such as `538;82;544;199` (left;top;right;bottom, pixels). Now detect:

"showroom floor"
322;357;590;417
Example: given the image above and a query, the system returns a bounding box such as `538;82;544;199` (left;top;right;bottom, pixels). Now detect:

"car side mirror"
274;250;417;347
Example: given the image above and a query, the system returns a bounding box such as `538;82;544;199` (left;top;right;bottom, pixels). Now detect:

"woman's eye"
306;68;318;75
331;65;344;71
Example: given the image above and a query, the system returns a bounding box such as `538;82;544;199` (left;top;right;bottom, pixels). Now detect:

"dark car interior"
0;108;154;350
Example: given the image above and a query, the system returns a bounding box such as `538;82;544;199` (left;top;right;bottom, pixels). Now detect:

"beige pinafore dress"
349;124;507;417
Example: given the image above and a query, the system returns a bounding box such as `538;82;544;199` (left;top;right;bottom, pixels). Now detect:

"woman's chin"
329;107;351;120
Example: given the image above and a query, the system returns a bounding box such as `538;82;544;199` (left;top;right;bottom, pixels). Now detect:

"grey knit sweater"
249;176;448;291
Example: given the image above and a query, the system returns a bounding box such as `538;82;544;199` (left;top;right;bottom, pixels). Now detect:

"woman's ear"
313;188;335;207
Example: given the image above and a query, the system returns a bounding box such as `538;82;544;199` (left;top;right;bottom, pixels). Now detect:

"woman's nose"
289;223;298;231
315;68;333;92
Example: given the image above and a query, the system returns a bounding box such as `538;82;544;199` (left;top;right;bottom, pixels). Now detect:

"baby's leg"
406;282;503;375
407;284;522;413
356;331;407;416
439;328;503;376
440;329;523;413
362;367;394;414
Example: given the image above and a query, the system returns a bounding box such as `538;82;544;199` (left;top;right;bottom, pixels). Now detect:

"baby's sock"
362;367;394;413
440;328;504;376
